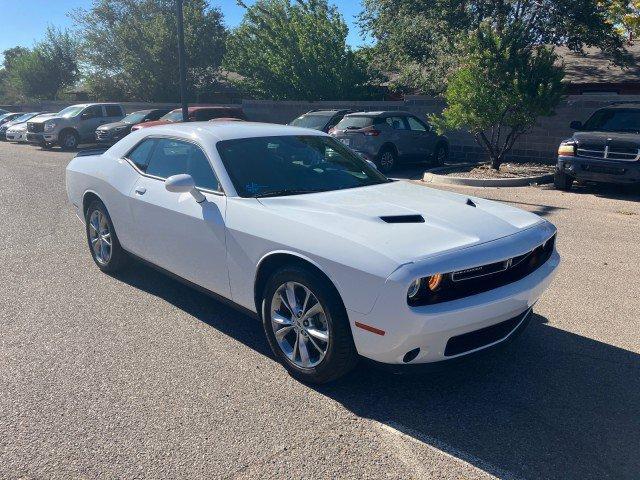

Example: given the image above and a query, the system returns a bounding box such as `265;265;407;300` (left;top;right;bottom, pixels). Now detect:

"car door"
384;116;412;160
105;104;125;123
128;137;230;297
77;105;106;141
406;115;437;160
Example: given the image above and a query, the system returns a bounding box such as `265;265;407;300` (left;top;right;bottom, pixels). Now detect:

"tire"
85;200;129;272
376;147;397;173
262;265;358;383
59;130;79;151
432;142;448;166
553;170;573;191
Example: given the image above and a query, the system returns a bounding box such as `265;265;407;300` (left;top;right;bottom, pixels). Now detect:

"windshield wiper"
253;188;321;198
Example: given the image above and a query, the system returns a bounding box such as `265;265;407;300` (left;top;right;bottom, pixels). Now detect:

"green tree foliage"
225;0;376;100
431;24;565;170
360;0;629;93
1;29;79;101
72;0;226;102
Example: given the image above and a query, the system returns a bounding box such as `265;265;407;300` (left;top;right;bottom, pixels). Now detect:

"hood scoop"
466;198;476;207
380;214;425;224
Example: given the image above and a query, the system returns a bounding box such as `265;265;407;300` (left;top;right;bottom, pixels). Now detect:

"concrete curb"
422;164;554;187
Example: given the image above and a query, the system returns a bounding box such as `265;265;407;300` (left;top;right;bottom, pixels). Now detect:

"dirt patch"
444;162;555;179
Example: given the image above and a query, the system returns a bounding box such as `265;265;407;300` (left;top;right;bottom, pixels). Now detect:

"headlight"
44;121;56;132
407;274;443;303
558;142;575;156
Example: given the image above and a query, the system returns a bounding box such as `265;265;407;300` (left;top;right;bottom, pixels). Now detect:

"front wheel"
432;143;448;166
85;200;129;272
553;170;573;191
376;148;397;173
59;130;79;151
262;266;358;383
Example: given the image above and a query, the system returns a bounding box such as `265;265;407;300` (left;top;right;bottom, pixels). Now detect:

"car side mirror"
570;120;583;130
144;118;151;122
165;174;206;203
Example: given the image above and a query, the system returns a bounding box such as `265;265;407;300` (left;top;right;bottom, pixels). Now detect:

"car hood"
257;181;544;265
572;131;640;144
29;115;63;125
98;121;131;131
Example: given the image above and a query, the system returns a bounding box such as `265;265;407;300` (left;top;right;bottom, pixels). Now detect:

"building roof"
558;43;640;85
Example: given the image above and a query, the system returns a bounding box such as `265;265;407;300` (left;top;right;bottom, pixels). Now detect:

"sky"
0;0;370;60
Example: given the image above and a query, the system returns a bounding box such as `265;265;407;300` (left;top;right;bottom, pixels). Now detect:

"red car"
131;106;245;131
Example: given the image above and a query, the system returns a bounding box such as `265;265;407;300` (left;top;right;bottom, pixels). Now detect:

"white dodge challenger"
66;122;559;383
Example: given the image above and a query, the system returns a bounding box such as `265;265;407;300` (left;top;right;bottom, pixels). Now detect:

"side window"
83;105;104;119
105;105;123;117
149;110;166;121
127;138;157;171
407;116;428;132
195;109;221;121
385;116;408;130
146;138;219;191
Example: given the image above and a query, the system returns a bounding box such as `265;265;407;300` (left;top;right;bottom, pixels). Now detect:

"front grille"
444;309;531;356
409;234;556;306
27;122;44;133
576;144;640;162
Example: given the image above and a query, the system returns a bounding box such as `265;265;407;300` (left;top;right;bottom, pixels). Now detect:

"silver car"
330;111;449;173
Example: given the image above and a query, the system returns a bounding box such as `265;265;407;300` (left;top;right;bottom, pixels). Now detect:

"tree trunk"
491;155;502;170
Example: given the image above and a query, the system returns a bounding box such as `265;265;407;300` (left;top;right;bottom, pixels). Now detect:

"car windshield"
11;113;37;123
289;114;330;130
57;105;86;118
582;109;640;133
160;110;184;122
335;116;374;130
122;111;148;124
217;135;390;198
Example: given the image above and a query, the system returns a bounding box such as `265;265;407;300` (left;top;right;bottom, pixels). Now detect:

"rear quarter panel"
65;152;141;252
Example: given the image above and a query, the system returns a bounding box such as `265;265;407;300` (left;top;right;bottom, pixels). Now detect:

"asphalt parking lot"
1;141;639;480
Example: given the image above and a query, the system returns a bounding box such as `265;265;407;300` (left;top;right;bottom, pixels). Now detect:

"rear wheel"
376;147;396;173
85;200;129;272
262;266;358;383
554;170;573;191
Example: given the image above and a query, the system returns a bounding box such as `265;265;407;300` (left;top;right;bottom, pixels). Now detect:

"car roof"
303;109;352;116
169;106;243;113
344;110;414;117
136;121;327;143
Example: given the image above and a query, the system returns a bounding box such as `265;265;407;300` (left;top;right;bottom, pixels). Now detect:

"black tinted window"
583;109;640;133
127;139;156;171
386;116;408;130
83;105;103;118
335;116;374;129
146;139;219;190
105;105;122;117
407;116;428;131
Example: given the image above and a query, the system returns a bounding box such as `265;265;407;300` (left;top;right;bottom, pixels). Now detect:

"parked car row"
1;103;246;149
289;109;449;173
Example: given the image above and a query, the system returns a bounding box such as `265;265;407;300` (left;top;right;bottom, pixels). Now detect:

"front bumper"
558;155;640;184
347;223;559;364
27;132;57;145
6;131;27;142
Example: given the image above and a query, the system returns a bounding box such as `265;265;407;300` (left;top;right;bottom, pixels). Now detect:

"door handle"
135;186;146;195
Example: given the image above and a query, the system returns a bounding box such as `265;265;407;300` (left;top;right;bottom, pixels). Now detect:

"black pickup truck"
555;103;640;190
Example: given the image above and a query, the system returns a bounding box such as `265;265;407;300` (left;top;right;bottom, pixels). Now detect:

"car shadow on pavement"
566;182;640;202
114;264;639;480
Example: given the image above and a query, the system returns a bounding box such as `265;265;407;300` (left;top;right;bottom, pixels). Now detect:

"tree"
4;28;79;100
224;0;375;100
360;0;630;93
431;23;565;170
72;0;226;102
0;47;30;101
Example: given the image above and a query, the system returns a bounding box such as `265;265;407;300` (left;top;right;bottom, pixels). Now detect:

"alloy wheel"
88;210;112;265
270;282;329;369
380;151;394;170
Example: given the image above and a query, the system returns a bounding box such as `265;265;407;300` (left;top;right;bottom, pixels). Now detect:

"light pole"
176;0;188;121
